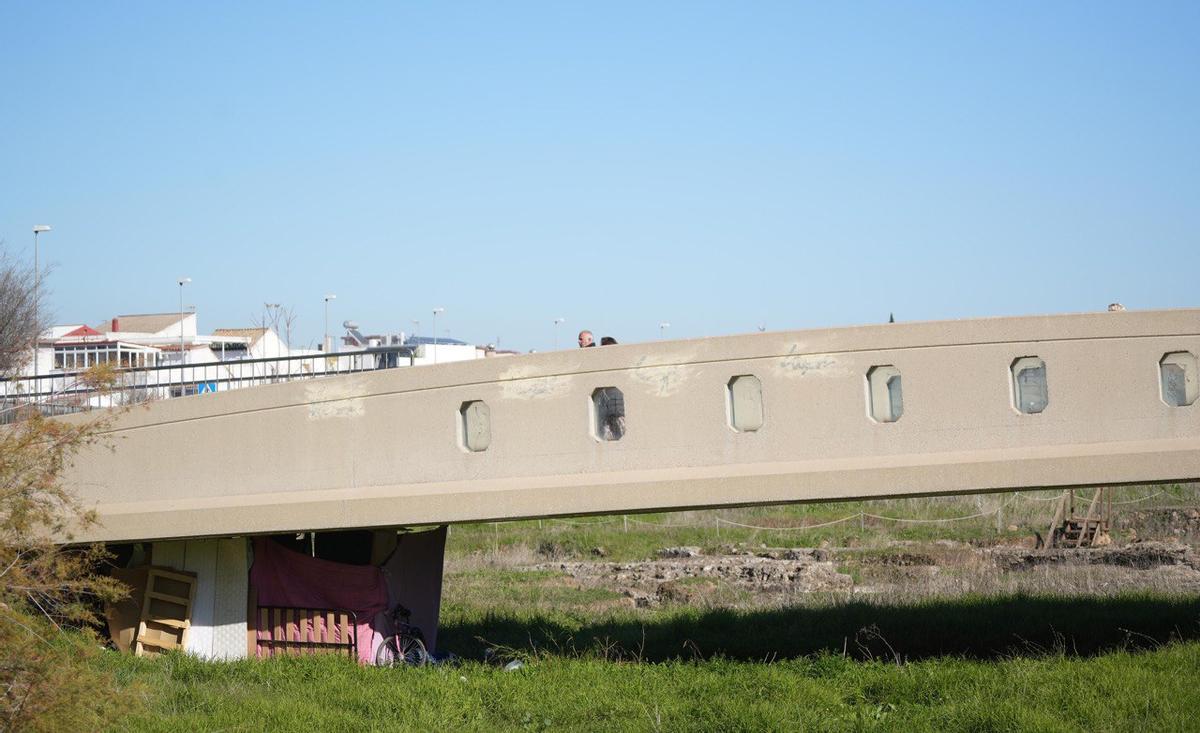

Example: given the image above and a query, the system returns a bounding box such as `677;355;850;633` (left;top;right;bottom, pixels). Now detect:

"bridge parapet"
63;309;1200;542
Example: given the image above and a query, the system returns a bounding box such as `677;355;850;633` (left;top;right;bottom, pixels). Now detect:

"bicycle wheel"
376;634;429;666
398;634;429;666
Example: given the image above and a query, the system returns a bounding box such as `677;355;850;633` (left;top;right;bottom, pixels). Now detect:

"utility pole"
31;225;51;391
178;277;191;394
323;294;337;353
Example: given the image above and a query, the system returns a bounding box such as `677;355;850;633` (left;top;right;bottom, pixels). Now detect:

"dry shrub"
0;250;132;731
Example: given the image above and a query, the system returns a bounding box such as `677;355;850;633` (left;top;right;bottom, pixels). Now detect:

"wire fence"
529;489;1182;535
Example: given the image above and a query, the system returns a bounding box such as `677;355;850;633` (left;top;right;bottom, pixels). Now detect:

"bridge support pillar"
376;526;448;653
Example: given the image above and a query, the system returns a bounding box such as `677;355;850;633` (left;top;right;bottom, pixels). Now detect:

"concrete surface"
61;309;1200;542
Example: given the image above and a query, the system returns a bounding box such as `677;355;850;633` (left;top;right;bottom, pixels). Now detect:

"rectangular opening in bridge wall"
727;375;763;432
591;387;625;441
459;400;491;451
1160;351;1197;407
1011;357;1048;414
866;366;903;423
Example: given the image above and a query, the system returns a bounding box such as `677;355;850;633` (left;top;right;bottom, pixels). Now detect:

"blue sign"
197;382;218;394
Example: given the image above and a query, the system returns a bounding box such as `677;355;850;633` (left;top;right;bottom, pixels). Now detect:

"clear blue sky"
2;2;1197;351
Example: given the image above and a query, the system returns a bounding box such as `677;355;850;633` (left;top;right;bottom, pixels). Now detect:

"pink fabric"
250;538;388;664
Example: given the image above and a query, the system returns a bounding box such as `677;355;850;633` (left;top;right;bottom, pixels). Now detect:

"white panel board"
151;540;185;570
210;538;249;660
182;539;217;657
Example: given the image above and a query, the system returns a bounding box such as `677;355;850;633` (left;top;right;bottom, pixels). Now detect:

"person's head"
577;330;594;348
600;336;617;346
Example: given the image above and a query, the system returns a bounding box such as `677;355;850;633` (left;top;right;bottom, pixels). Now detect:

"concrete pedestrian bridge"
66;309;1200;543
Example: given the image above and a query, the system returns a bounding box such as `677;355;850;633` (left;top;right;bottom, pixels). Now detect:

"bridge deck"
63;309;1200;543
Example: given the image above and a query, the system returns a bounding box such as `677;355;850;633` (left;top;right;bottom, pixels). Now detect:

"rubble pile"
535;549;853;608
988;541;1199;572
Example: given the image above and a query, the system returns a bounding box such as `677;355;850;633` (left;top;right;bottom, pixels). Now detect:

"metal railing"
0;346;416;422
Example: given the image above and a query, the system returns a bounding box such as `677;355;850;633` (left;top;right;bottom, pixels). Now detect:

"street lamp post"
178;277;191;393
323;294;337;353
553;317;566;349
659;322;671;340
31;225;50;390
434;307;448;364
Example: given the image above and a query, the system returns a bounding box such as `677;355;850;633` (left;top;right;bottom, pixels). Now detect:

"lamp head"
178;277;192;286
32;225;51;234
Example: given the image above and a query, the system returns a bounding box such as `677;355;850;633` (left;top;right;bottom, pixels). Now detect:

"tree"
0;248;39;376
0;246;129;731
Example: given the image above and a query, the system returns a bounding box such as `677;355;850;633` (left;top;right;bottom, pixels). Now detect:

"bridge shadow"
439;594;1200;663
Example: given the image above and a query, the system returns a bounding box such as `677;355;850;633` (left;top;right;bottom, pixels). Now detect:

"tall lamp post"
31;225;51;388
553;317;566;349
178;277;191;393
323;294;337;353
431;307;444;363
659;321;671;340
410;319;420;345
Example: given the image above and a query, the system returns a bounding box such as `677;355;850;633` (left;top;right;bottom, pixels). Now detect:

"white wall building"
3;311;508;415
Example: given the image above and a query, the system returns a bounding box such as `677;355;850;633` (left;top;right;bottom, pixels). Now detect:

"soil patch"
517;540;1200;607
533;554;853;608
988;541;1199;571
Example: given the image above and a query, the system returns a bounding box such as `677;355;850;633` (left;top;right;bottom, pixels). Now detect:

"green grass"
446;484;1200;563
100;641;1200;731
94;592;1200;730
445;569;625;612
438;592;1200;662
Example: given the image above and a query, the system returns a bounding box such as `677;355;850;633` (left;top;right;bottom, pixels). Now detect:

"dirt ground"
444;498;1200;611
512;505;1200;609
525;540;1200;608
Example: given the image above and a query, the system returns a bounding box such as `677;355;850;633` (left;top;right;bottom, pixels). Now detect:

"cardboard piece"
105;566;150;653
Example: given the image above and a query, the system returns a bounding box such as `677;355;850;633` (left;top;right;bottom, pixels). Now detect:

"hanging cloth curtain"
250;538;388;664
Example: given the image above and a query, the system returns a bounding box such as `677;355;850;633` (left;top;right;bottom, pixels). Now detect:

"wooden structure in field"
133;567;197;657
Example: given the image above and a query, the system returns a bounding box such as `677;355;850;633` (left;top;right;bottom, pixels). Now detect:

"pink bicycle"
375;604;429;666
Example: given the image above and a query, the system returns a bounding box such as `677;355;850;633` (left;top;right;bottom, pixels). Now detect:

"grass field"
434;593;1200;663
97;485;1200;731
102;637;1200;731
441;484;1200;563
